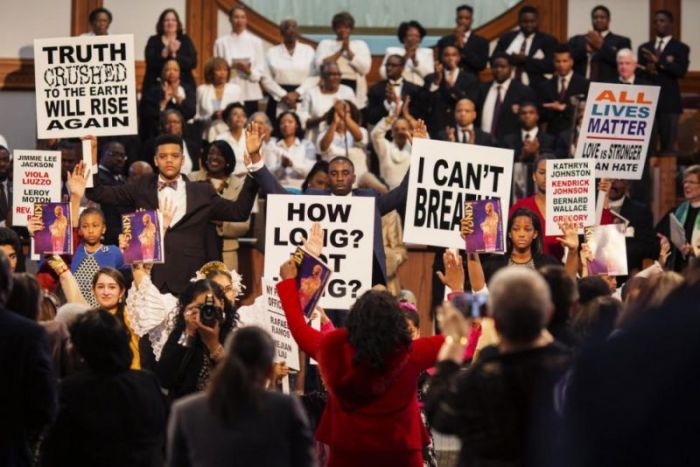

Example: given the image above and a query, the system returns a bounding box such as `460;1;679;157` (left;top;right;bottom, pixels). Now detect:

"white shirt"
215;132;247;176
157;175;186;226
481;78;512;134
297;84;356;129
383;78;404;114
265;137;316;189
506;32;535;85
314;39;371;108
213;30;266;101
430;67;460;92
195;83;242;121
655;35;671;53
379;46;435;86
371;117;411;189
266;42;316;88
316;124;369;160
557;70;574;94
521;127;539;141
181;143;193;175
457;124;475;144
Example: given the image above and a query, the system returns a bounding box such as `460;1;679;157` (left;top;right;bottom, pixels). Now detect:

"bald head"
128;161;153;182
454;98;477;128
488;267;552;344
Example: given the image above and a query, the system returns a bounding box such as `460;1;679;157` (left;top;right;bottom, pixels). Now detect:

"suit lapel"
146;175;159;209
169;181;194;229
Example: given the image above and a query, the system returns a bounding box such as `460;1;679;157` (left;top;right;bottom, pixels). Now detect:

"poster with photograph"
121;210;164;264
33;202;72;255
463;199;504;253
584;224;628;276
292;247;332;316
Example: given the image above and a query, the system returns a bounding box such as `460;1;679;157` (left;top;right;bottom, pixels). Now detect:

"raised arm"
277;260;323;359
46;256;88;305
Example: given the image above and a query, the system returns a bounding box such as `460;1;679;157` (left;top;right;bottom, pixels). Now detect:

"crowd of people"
1;3;700;467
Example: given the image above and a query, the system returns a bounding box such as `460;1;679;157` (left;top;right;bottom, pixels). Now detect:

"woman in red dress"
277;259;445;467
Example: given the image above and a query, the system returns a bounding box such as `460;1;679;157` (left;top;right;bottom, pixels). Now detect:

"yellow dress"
109;306;141;370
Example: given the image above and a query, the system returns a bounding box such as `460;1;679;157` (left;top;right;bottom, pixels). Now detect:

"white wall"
0;91;37;151
105;0;186;60
567;0;649;56
0;0;71;58
681;0;699;71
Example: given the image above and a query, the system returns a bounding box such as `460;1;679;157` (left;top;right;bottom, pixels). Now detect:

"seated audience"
379;21;434;87
167;326;316;467
195;57;243;142
317;101;369;179
366;54;424;125
315;11;371;108
143;8;197;92
216;103;249;177
266;111;317;191
438;97;495;146
141;109;200;174
41;310;167;467
616;48;652;85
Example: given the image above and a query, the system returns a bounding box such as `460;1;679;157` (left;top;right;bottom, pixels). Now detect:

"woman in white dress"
215;103;248;177
316;100;369;180
314;12;371;109
379;21;434;86
266;111;317;191
195;57;242;142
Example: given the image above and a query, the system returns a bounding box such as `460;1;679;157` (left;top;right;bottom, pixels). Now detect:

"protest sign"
34;34;138;138
403;138;513;249
574;82;659;179
292;247;331;316
262;278;300;371
121;210;165;264
264;195;374;310
33;202;73;255
12;150;62;226
463;199;505;253
584;224;628;276
546;159;596;235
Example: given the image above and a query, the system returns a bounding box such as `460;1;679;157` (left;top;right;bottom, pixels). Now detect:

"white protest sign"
403;138;513;249
262;278;300;371
34;34;138;138
264;194;374;310
546;159;596;235
575;82;659;179
12;150;62;226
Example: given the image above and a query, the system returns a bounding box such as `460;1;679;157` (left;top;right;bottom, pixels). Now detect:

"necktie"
558;77;567;101
524;132;530;143
158;180;178;191
514;37;528;81
491;85;503;137
655;38;663;54
461;129;471;144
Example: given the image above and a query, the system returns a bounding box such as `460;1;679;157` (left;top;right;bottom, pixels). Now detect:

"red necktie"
558;77;567;101
491;85;503;137
158;180;178;191
514;38;528;81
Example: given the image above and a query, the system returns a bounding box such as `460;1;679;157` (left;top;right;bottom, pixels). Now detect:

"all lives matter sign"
403;138;513;249
264;195;374;310
574;82;659;179
34;34;138;138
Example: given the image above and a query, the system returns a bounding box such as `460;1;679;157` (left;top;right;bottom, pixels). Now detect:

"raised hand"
279;257;298;280
160;197;176;230
409;119;428;142
66;161;90;199
303;222;324;257
556;218;580;251
657;233;671;265
27;215;44;237
446;126;457;142
244;122;264;163
436;249;465;292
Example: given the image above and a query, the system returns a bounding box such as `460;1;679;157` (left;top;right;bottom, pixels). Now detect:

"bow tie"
158;180;178;191
390;81;401;87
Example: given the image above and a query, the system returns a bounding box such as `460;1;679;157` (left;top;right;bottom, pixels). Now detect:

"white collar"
656;35;671;43
558;70;574;82
492;78;511;90
608;196;625;209
619;76;635;84
388;77;404;86
522;127;538;139
277;137;301;148
599;30;610;38
458;124;474;132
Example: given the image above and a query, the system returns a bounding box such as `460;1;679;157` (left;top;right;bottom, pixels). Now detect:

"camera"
450;292;488;319
199;294;223;327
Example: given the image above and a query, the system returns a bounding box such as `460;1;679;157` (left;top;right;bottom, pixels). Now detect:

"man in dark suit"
569;5;631;83
538;44;590;138
0;251;56;467
605;179;657;274
423;45;478;137
250;153;409;287
638;9;690;154
97;141;129;245
437;98;495;147
494;5;557;88
364;54;424;125
86;134;258;294
436;4;489;79
474;52;537;145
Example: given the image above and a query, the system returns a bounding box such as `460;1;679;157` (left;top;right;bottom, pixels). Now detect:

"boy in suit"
436;4;489;79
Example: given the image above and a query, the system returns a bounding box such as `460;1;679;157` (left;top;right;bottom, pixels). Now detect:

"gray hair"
616;48;636;63
488;267;551;343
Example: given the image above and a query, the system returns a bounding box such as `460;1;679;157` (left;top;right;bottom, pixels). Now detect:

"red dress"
277;279;445;467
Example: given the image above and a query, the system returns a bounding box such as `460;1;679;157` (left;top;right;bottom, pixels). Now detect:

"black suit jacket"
638;38;689;114
364;79;424;125
537;73;590;137
501;130;556;161
97;167;130;246
436;127;496;147
494;31;557;87
251;166;410;286
139;82;196;141
618;196;657;272
436;32;490;77
86;173;258;294
474;80;537;141
0;310;56;466
569;32;631;83
142;33;197;91
423;70;479;137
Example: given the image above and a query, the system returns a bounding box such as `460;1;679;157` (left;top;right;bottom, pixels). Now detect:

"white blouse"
370;117;411;189
379;46;435;86
316;123;369;160
213;30;266;101
297;84;356;128
314;39;371;108
195;83;242;122
265;138;317;189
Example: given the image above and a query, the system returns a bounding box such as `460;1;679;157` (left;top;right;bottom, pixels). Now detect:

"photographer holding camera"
156;279;238;400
